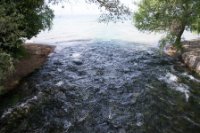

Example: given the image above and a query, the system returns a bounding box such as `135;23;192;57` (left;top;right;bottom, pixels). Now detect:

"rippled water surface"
0;40;200;133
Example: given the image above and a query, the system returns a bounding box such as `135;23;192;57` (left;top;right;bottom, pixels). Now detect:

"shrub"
0;51;14;94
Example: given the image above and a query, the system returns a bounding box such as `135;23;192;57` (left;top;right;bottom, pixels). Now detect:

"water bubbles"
63;120;72;132
55;81;64;87
135;113;144;127
166;72;179;82
182;72;200;82
175;84;190;102
57;68;62;72
71;53;81;59
159;72;190;101
108;109;113;120
71;53;83;65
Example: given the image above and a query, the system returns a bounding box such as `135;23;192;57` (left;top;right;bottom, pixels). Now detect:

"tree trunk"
174;25;185;50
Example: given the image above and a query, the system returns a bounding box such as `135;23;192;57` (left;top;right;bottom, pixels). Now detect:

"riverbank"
166;40;200;75
2;43;55;94
182;40;200;74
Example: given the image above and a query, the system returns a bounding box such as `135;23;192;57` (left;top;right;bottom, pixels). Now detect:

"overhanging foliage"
134;0;200;49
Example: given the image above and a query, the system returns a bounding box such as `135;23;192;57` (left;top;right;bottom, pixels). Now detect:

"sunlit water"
0;15;200;133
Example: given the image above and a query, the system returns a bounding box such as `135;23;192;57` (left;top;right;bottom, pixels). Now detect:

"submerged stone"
72;60;83;65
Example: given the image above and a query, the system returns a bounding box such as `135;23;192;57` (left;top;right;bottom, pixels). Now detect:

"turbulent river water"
0;40;200;133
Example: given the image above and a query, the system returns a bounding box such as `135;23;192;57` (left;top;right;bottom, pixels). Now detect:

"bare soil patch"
4;43;55;91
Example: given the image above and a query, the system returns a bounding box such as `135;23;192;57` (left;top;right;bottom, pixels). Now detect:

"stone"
165;40;200;75
182;41;200;75
72;60;83;65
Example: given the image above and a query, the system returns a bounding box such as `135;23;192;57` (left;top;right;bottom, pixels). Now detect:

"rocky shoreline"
165;40;200;75
182;40;200;75
2;43;55;94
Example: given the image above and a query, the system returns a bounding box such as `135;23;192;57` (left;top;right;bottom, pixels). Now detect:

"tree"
134;0;200;49
0;1;25;55
0;51;14;94
0;0;54;89
49;0;130;22
0;0;129;55
87;0;130;22
0;0;54;56
14;0;54;39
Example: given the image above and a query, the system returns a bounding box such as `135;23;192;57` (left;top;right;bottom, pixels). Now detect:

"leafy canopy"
134;0;200;49
0;0;54;86
15;0;54;39
0;1;24;55
49;0;130;22
0;0;54;55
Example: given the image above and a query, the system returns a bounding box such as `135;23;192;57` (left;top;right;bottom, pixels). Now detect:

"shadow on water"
0;40;200;133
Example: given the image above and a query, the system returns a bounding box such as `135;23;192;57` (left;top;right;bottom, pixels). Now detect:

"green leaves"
0;2;24;55
0;51;14;85
134;0;200;49
14;0;54;39
0;0;54;53
0;0;54;87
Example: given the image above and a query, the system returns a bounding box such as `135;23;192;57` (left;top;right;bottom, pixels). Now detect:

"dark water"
0;40;200;133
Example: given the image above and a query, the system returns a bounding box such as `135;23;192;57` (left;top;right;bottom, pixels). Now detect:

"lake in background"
29;15;200;46
2;5;200;133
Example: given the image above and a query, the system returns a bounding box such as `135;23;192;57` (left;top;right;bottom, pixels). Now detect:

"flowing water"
0;16;200;133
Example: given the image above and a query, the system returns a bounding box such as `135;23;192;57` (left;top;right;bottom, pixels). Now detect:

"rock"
164;45;180;57
54;61;63;65
182;41;200;75
72;60;83;65
25;44;54;56
165;40;200;75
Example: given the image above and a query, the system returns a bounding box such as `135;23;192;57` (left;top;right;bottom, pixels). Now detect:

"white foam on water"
182;72;200;82
72;53;81;59
175;84;190;102
57;68;62;72
136;113;144;127
159;72;179;83
166;73;179;82
159;73;190;101
136;122;143;127
56;81;64;87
